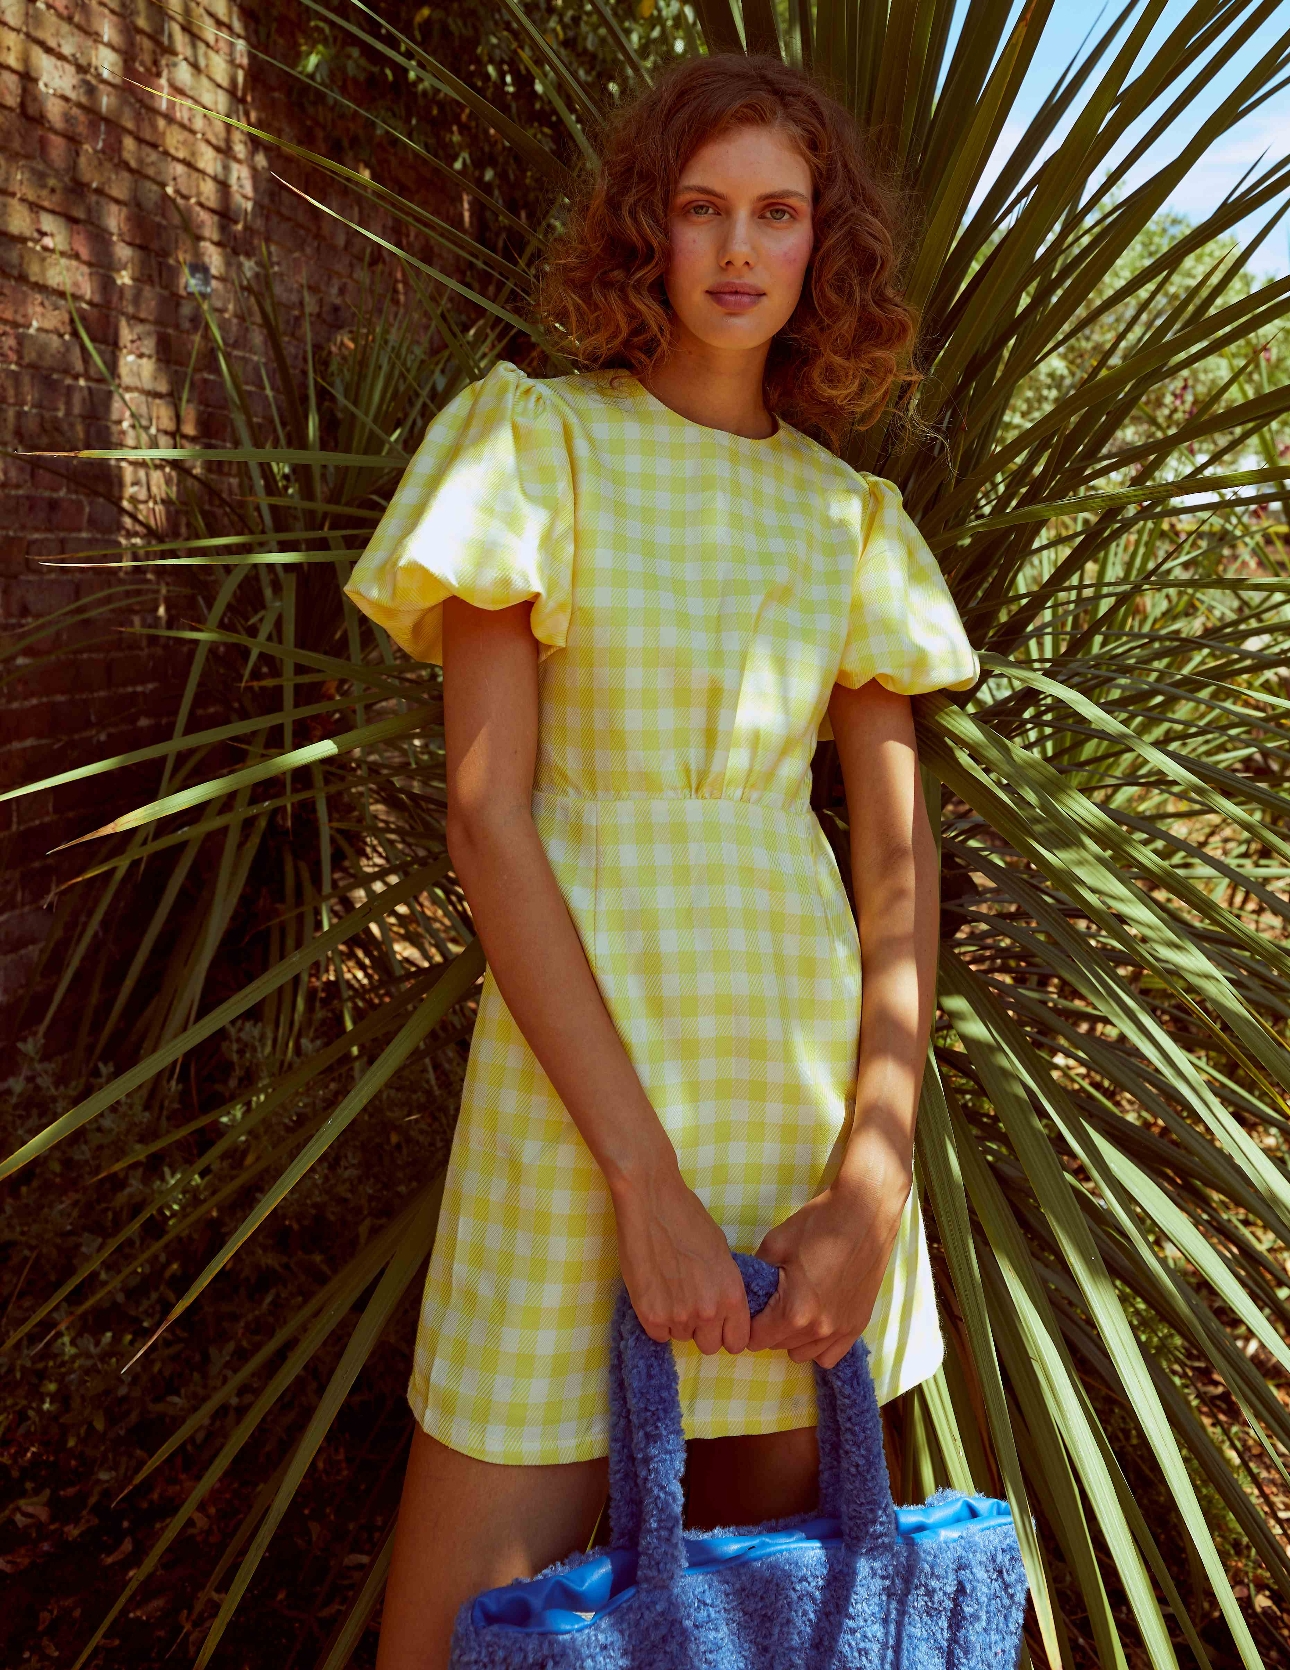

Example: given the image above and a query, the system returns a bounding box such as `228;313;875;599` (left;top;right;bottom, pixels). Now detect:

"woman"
344;53;977;1669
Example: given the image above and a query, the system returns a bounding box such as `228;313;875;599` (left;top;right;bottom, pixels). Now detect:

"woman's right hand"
611;1163;751;1356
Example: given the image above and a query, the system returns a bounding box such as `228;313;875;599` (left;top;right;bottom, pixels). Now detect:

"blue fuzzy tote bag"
451;1254;1029;1669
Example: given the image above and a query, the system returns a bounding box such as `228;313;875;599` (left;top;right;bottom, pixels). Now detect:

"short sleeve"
343;361;573;665
834;476;978;696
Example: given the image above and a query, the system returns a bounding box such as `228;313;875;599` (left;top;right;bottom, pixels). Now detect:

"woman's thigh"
375;1426;608;1670
684;1425;819;1529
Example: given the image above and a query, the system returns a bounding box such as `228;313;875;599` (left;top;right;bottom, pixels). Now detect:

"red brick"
68;219;115;266
0;945;45;1006
0;23;26;76
0;190;36;240
40;129;89;182
63;377;113;417
83;495;121;533
119;356;169;395
119;129;163;184
26;411;105;453
99;7;135;60
24;0;89;58
72;143;129;203
192;48;239;100
9;490;87;532
18;595;84;639
0;279;35;328
131;0;167;46
22;160;86;220
0;0;459;990
0;904;53;957
128;172;165;218
0;364;36;407
119;202;173;250
92;112;125;162
85;191;123;238
3;821;76;875
5;697;59;746
119;279;176;328
85;265;119;306
0;104;40;158
33;50;99;111
39;92;96;146
95;83;163;146
37;0;78;20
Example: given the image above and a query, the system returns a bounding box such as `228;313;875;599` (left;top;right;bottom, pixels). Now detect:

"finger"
634;1305;675;1343
753;1294;817;1354
778;1299;831;1358
747;1288;788;1352
692;1315;725;1356
722;1292;751;1355
767;1287;823;1356
815;1335;855;1371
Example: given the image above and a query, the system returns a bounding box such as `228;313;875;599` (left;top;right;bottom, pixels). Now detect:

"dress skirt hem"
407;1315;945;1467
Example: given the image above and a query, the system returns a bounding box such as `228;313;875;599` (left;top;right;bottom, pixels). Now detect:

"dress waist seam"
530;788;812;816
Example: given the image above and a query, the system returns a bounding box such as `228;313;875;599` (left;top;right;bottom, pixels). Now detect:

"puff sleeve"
343;361;573;665
833;476;978;696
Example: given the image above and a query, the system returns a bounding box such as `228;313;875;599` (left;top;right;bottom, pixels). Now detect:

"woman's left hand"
747;1155;911;1370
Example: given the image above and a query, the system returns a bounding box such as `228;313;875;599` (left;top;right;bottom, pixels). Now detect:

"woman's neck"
639;334;775;440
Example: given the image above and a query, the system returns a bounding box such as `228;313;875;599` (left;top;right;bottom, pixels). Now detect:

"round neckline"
616;372;785;445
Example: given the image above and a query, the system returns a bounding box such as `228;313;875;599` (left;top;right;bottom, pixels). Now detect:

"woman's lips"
707;286;765;312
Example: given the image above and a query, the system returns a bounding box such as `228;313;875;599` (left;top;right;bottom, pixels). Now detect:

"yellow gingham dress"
345;361;978;1465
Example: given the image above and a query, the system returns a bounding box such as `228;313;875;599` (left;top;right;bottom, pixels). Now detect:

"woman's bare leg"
684;1426;819;1529
375;1425;608;1670
375;1423;817;1663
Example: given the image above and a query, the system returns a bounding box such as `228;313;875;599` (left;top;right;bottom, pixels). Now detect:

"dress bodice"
345;361;977;814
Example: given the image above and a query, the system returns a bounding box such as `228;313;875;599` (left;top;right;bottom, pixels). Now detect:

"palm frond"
5;3;1290;1664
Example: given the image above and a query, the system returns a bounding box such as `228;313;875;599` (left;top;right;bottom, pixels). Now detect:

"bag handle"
608;1253;897;1588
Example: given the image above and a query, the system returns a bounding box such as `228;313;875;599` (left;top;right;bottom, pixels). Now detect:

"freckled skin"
374;120;938;1670
645;124;815;440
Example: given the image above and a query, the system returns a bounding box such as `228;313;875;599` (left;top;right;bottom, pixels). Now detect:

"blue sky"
966;3;1290;275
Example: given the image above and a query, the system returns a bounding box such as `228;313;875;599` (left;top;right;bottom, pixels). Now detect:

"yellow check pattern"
345;363;978;1464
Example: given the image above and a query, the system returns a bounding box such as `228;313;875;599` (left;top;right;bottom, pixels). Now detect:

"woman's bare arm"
748;678;938;1367
442;595;750;1355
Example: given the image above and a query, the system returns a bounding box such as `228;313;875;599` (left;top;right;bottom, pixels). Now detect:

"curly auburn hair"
536;54;916;448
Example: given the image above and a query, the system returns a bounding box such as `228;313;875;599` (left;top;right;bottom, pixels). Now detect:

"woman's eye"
764;206;793;222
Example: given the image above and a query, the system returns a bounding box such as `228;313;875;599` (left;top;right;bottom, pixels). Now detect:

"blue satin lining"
472;1495;1014;1635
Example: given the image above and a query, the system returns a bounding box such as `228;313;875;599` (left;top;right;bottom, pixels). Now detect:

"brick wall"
0;0;453;1036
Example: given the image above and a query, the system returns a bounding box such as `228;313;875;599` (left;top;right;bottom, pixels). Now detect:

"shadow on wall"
0;0;448;1038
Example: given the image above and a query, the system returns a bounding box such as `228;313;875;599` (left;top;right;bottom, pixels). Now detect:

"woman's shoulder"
463;362;645;433
528;366;645;419
774;426;905;505
455;357;554;417
426;361;575;466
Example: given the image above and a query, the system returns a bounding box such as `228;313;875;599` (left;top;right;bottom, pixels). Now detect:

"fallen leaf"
102;1534;134;1566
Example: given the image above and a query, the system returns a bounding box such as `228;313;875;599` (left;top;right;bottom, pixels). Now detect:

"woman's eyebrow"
676;183;811;203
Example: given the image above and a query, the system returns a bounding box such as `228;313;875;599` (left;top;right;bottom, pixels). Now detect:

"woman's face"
663;123;815;356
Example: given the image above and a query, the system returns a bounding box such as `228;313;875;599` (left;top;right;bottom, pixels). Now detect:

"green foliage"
0;1025;463;1664
4;3;1290;1668
1001;209;1289;460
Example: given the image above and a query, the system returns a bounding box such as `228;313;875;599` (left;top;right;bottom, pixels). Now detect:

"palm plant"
5;2;1290;1666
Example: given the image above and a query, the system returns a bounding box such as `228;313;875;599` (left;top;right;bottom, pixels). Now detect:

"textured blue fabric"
451;1255;1028;1668
470;1500;1017;1634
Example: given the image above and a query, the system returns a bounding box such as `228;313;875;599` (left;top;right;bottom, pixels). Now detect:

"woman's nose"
719;212;756;266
